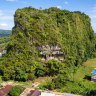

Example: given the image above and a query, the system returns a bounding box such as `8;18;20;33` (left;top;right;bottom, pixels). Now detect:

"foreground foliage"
9;85;22;96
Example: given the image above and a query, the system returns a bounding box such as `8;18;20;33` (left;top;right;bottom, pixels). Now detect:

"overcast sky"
0;0;96;32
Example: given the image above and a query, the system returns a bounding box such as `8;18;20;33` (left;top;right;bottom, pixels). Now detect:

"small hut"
91;69;96;81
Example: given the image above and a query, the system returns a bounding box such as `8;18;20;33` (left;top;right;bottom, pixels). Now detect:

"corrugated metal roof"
41;92;55;96
0;85;12;96
27;90;41;96
92;69;96;73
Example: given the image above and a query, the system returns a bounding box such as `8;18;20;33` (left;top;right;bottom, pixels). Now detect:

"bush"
9;85;22;96
35;62;45;77
15;69;28;81
39;80;55;90
45;59;65;76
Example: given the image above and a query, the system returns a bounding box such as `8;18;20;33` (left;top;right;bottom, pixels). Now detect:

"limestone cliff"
2;7;96;80
6;7;96;64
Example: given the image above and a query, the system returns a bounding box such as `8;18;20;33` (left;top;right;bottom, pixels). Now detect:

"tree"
45;59;65;76
15;69;28;81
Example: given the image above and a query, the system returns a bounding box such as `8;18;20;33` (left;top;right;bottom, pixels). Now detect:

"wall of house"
91;73;96;81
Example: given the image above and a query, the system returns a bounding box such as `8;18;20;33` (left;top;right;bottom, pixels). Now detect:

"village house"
27;90;41;96
0;85;12;96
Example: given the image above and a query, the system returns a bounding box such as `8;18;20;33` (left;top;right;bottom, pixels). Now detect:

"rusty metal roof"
27;90;41;96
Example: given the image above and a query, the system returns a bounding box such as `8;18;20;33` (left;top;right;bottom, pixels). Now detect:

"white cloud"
0;23;8;27
64;1;68;5
0;16;13;20
0;10;13;20
0;10;14;30
88;5;96;18
57;6;62;9
6;0;18;2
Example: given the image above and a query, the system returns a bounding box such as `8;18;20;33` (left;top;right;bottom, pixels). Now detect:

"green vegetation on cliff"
0;7;96;95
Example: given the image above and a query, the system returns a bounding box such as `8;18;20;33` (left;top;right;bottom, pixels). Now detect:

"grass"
34;76;52;83
73;58;96;81
83;58;96;68
17;81;33;88
74;66;92;81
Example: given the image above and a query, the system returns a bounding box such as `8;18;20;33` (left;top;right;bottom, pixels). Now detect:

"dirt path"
20;88;31;96
1;81;17;86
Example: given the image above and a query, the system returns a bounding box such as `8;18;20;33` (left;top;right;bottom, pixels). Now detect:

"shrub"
15;69;28;81
59;80;96;95
9;85;22;96
45;59;65;76
39;80;54;90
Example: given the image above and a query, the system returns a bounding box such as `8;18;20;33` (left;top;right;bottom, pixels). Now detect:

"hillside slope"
1;7;96;81
0;29;11;36
0;30;11;49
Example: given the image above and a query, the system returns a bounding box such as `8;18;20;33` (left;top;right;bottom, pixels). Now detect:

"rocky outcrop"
39;45;64;61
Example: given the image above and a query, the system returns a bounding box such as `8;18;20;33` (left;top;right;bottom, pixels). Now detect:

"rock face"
39;45;64;61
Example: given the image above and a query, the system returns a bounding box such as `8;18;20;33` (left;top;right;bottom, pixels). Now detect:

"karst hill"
1;7;96;81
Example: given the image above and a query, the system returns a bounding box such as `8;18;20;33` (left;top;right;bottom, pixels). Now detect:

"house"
91;69;96;81
40;92;56;96
40;92;81;96
27;90;41;96
0;85;12;96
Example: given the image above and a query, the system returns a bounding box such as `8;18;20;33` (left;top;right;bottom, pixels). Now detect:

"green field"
83;58;96;68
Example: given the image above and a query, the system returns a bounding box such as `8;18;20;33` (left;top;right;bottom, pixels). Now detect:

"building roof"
92;69;96;73
27;90;41;96
41;92;55;96
0;85;12;96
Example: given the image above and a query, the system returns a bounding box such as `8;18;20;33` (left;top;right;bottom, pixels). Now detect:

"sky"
0;0;96;32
